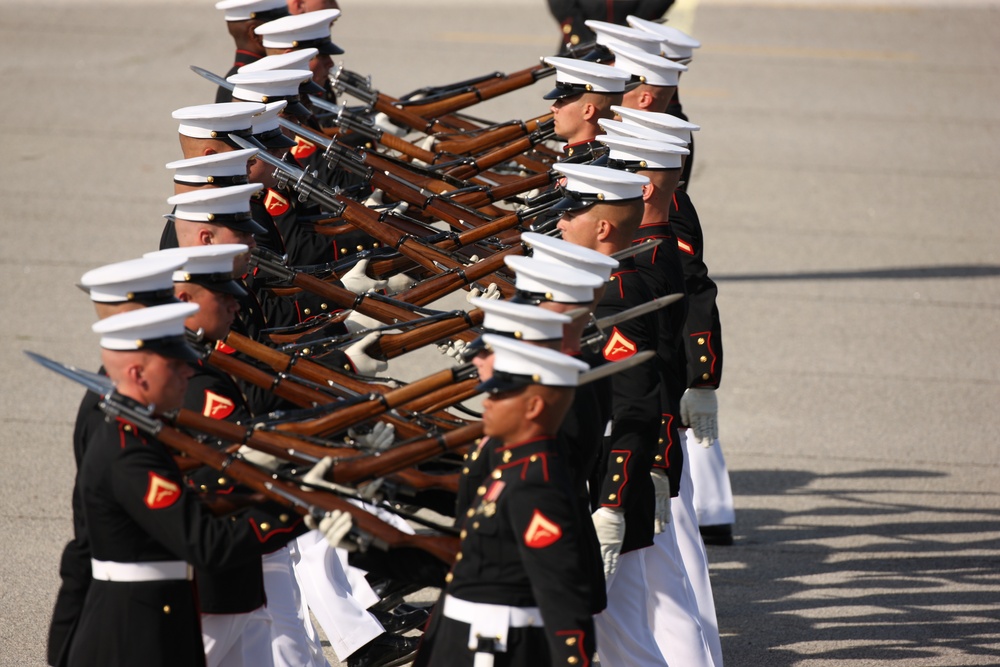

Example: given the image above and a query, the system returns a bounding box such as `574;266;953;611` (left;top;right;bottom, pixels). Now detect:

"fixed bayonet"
579;350;656;385
595;293;683;330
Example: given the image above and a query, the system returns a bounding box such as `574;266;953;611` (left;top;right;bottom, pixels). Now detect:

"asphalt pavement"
1;0;998;665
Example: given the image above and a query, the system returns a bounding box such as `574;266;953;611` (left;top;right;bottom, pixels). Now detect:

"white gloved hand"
467;283;500;302
300;456;337;491
437;339;467;360
651;471;672;535
385;272;418;294
304;510;354;549
344;331;388;375
343;310;383;334
340;259;388;295
372;112;410;138
237;445;282;471
592;507;627;580
680;388;719;448
349;421;395;452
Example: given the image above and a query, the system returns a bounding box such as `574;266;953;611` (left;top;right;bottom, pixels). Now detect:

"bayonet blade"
595;293;683;330
191;65;232;91
611;238;661;261
25;351;114;396
579;350;656;385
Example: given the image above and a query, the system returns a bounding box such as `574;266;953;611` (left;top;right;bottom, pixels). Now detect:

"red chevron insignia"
144;472;181;510
524;510;562;549
203;391;235;420
264;189;290;217
602;327;637;362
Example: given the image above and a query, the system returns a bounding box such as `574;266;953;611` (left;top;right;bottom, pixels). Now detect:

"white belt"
91;559;193;582
443;594;543;667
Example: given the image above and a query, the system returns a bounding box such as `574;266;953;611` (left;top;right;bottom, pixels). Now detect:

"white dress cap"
215;0;288;22
255;9;343;54
521;231;619;282
542;56;631;99
227;69;312;104
80;256;186;304
553;162;649;203
470;297;570;342
598;117;688;146
173;102;265;139
505;255;604;304
597;134;689;171
625;17;701;61
93;302;199;352
253;100;287;133
166;148;257;186
481;334;589;390
608;42;687;87
146;244;249;281
167;182;263;223
585;20;663;55
612;105;701;144
238;48;318;74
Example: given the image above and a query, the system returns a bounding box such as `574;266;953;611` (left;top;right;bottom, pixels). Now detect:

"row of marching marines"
39;2;737;667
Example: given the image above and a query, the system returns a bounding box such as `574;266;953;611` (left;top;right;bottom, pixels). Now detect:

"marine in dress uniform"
542;57;629;164
416;336;595;667
552;163;669;666
66;303;310;667
545;0;673;55
47;257;186;667
213;0;290;103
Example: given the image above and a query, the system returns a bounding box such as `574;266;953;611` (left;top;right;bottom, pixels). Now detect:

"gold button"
702;373;711;380
658;438;664;444
217;477;227;485
697;337;705;345
616;456;624;464
700;355;708;363
372;242;379;248
460;530;468;539
321;303;328;310
279;514;289;523
477;486;487;496
566;637;577;646
608;494;616;501
163;605;171;614
303;308;311;315
260;523;270;531
568;658;578;665
123;425;132;432
655;455;663;462
200;485;208;492
661;419;665;424
570;34;580;45
455;552;463;561
445;573;454;583
464;453;469;461
529;454;538;462
502;450;512;463
492;470;502;479
467;508;476;517
471;451;479;461
609;276;616;281
463;467;470;474
562;23;572;34
356;245;364;251
612;474;620;482
473;522;480;529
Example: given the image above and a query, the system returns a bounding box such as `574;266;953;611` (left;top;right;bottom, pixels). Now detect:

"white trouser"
262;546;330;667
667;432;724;667
595;550;668;667
685;429;736;527
291;531;384;661
202;607;274;667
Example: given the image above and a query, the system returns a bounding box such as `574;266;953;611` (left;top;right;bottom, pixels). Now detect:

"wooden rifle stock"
403;66;552;120
389;469;459;493
375;309;484;358
206;348;340;408
433;113;552;155
152;422;458;564
395;245;523;307
397;377;480;415
449;170;555;207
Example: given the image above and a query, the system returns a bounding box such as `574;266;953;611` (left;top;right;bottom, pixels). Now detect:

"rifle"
25;352;459;564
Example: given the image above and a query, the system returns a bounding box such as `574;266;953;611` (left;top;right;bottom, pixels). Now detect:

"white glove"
344;331;388;375
349;421;395;452
300;456;337;491
304;510;354;549
237;445;282;471
592;507;626;580
343;310;383;334
385;272;418;294
651;471;672;535
437;339;467;360
467;283;500;302
372;112;410;138
680;388;719;448
340;259;388;295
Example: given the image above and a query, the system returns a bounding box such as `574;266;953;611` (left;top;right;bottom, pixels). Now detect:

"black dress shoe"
700;524;734;546
370;581;425;613
372;604;431;635
347;633;419;667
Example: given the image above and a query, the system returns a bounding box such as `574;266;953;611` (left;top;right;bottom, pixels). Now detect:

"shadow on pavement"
710;468;1000;666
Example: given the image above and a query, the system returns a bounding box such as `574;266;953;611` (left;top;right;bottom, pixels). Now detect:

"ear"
641;182;655;202
595;217;613;242
580;101;597;122
197;227;215;246
126;360;147;390
523;393;546;421
245;22;263;48
175;288;193;303
639;90;655;110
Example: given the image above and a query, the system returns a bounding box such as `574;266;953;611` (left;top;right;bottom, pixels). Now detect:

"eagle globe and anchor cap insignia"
145;472;182;509
602;326;637;362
